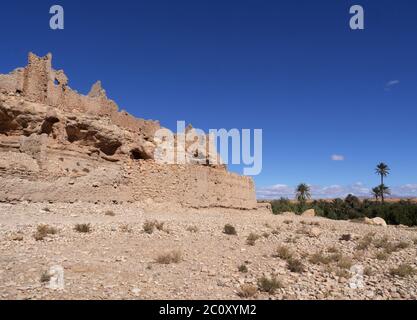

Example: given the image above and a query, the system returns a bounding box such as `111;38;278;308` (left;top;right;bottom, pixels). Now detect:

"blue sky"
1;0;417;198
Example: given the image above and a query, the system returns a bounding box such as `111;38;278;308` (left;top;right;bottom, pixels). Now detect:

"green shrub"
270;197;417;227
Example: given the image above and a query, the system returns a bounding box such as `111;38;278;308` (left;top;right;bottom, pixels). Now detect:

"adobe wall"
130;161;256;209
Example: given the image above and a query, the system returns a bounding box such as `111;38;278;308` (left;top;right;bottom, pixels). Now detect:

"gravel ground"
0;202;416;300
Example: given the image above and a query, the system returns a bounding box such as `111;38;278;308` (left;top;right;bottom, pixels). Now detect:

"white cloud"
331;154;345;161
385;80;400;91
256;182;417;199
256;184;294;199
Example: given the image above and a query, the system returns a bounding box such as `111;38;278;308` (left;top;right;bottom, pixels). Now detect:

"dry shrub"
337;257;353;270
143;220;165;234
105;210;115;216
353;250;364;261
34;224;58;240
335;269;350;279
390;264;416;278
40;271;51;283
74;223;91;233
257;276;283;294
395;241;410;250
271;229;280;235
246;233;260;246
223;224;237;235
120;224;132;233
238;264;248;273
373;235;390;248
285;236;299;244
155;221;165;231
186;225;198;233
364;266;373;276
327;246;340;254
355;233;374;250
383;241;409;254
339;234;352;241
237;284;257;298
309;251;331;265
274;245;293;260
296;227;308;235
287;258;305;273
143;220;157;234
37;224;57;235
375;251;389;261
155;250;182;264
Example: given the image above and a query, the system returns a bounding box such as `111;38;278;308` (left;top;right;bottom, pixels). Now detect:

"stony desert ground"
0;202;416;300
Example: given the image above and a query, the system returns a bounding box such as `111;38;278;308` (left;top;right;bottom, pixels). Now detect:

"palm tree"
378;184;391;200
375;163;390;203
295;183;311;204
371;187;380;202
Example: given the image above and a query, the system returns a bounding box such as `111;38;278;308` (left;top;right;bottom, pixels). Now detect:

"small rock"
131;288;141;296
309;227;321;237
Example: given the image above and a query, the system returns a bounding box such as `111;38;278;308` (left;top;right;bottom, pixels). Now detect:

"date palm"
378;184;391;200
375;163;390;203
371;186;380;202
295;183;311;204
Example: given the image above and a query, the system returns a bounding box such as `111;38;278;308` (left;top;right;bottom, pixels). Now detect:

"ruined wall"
0;52;258;209
0;67;24;94
1;52;160;135
130;161;256;209
0;157;256;209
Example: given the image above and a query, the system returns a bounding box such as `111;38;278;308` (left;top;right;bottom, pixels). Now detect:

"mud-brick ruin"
0;53;257;209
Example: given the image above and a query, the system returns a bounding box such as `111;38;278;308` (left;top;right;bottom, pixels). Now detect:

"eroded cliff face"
0;53;257;209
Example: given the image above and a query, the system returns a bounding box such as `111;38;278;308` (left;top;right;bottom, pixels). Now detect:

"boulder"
301;209;316;217
364;217;387;227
